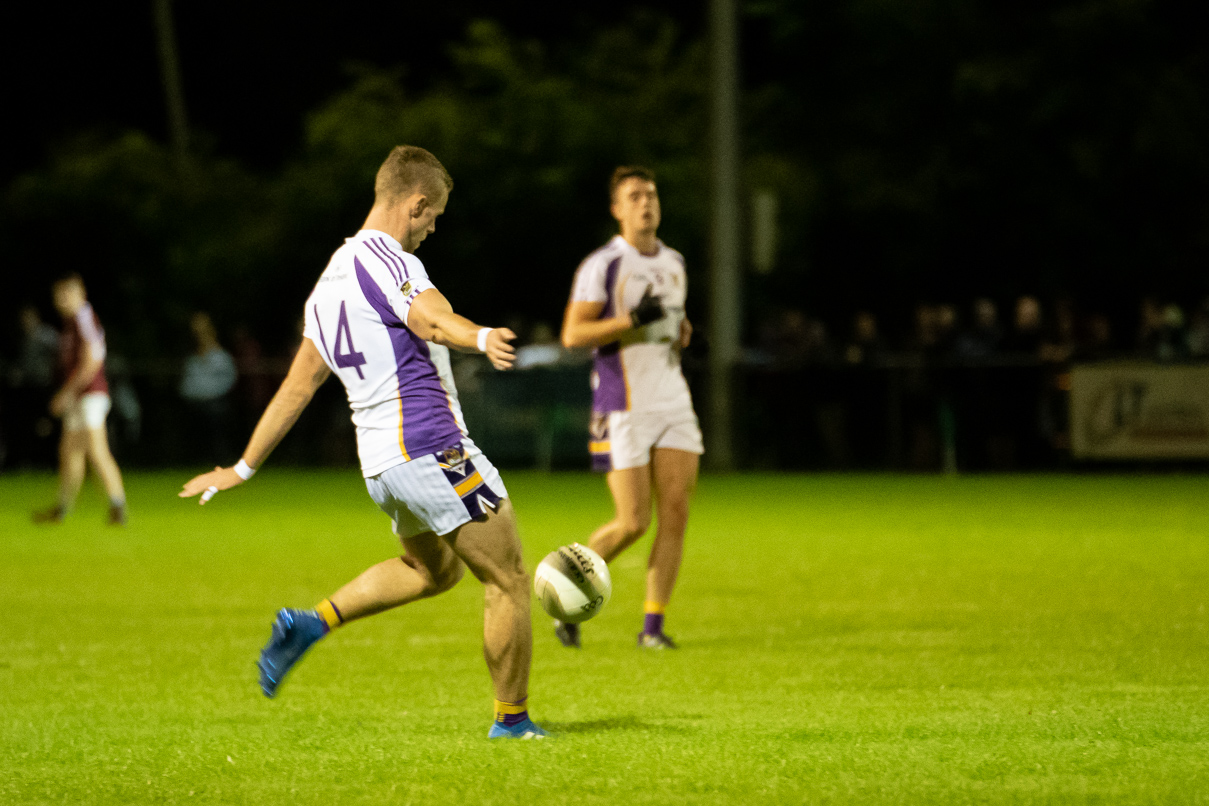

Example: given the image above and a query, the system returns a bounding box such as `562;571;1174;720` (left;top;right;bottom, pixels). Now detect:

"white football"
533;543;612;623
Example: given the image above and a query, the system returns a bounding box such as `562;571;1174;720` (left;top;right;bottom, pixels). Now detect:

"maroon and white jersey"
58;302;109;396
569;235;693;415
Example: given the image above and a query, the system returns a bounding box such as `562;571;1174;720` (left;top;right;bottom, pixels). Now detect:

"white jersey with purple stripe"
303;229;462;478
569;235;693;415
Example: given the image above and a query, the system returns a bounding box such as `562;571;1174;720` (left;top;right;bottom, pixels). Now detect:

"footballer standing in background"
180;145;545;739
559;166;703;650
34;274;128;526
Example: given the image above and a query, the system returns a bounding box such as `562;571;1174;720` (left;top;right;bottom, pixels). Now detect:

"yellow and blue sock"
643;600;666;636
315;598;344;634
494;696;529;727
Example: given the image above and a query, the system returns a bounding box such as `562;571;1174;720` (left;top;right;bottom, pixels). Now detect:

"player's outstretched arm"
179;338;331;504
408;288;517;370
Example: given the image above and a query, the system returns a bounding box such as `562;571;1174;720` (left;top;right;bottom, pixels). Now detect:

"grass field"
3;470;1209;804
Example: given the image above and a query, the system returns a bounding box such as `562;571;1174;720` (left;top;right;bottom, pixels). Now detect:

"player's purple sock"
495;697;529;726
502;711;529;726
643;612;664;636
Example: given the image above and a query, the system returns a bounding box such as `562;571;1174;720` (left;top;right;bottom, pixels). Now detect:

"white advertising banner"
1070;362;1209;459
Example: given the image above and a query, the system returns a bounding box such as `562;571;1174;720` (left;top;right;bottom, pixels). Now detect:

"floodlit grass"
3;470;1209;804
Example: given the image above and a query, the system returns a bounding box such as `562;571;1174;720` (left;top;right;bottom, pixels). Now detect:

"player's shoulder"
354;231;423;273
577;236;626;273
659;242;686;266
347;231;429;286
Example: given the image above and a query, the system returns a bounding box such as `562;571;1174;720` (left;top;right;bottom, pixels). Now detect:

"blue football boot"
488;718;548;739
257;608;327;697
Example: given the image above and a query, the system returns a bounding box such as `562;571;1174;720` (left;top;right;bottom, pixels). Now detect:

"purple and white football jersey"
569;235;694;415
303;229;462;477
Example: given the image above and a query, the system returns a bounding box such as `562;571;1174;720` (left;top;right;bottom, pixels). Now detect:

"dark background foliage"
3;0;1207;358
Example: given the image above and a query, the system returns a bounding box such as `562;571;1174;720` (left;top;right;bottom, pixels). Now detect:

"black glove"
630;285;666;328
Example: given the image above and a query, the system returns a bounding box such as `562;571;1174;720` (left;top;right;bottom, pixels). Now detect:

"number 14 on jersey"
318;300;367;379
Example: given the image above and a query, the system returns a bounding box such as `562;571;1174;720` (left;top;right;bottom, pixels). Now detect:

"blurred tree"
3;4;1207;360
284;15;712;329
743;0;1209;332
2;15;711;357
3;131;276;357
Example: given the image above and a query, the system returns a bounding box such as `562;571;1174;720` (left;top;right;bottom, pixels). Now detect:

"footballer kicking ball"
533;543;612;623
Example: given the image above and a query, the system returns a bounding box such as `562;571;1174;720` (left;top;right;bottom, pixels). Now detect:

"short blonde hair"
374;145;453;204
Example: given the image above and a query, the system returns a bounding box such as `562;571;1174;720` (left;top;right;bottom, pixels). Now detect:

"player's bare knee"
434;560;465;593
620;524;649;547
404;552;460;598
63;431;88;454
617;508;651;541
658;501;690;534
492;563;529;600
85;440;111;465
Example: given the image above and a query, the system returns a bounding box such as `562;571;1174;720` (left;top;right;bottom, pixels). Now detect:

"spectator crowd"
2;294;1207;472
745;294;1209;471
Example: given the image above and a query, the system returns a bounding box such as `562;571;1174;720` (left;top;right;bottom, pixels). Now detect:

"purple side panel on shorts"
591;350;627;414
588;414;613;473
592;256;628;413
441;459;500;519
590;447;612;473
354;258;462;458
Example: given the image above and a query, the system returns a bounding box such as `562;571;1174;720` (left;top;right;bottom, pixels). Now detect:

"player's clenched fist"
484;327;517;371
180;466;244;505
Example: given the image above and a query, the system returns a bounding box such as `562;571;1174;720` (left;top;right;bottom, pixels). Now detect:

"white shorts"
590;407;704;472
365;440;508;539
63;392;111;432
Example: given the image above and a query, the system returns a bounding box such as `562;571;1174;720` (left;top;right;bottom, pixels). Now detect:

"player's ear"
403;195;427;221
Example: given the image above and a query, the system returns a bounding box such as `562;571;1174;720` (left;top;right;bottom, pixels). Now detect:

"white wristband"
234;459;256;480
476;327;493;353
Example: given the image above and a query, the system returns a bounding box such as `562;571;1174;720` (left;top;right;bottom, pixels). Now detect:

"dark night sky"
3;1;708;183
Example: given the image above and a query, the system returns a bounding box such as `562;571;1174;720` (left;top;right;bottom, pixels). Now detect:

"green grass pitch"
3;470;1209;804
